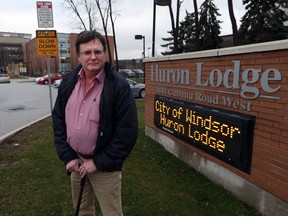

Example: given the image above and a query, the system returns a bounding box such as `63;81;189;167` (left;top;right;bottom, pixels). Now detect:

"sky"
0;0;246;60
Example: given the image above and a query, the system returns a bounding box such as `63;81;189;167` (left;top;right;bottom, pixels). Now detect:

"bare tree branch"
109;0;119;70
64;0;88;30
83;0;93;30
94;0;112;63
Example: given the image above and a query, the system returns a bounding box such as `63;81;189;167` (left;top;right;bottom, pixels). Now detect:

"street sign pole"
36;1;56;116
47;56;53;114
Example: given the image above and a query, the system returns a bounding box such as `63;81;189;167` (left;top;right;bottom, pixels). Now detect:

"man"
52;30;138;216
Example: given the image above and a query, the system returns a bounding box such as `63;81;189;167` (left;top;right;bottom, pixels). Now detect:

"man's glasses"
80;50;104;58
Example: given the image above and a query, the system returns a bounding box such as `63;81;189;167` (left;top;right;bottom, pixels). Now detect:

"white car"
54;79;62;88
0;73;10;83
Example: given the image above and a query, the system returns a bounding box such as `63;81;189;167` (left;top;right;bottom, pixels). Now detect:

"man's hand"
79;160;97;178
66;159;82;173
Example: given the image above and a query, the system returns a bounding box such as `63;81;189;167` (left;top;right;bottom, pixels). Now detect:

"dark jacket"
52;62;138;172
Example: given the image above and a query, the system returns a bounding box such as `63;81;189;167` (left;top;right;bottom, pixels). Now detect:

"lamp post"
60;44;63;72
152;0;171;57
135;34;146;83
135;35;145;58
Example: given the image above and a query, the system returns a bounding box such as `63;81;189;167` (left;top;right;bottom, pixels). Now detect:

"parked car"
53;79;62;88
34;75;47;83
126;78;145;98
119;69;135;78
37;74;62;85
0;73;10;83
132;69;144;78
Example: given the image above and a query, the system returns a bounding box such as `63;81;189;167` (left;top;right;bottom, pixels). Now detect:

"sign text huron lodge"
151;60;282;111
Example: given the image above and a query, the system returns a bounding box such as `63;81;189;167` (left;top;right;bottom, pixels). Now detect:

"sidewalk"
12;76;35;82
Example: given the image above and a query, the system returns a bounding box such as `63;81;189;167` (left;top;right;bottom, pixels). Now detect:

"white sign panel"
36;1;53;28
19;67;27;73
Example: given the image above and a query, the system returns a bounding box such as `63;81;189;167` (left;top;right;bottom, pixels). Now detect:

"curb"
0;114;51;143
16;78;35;83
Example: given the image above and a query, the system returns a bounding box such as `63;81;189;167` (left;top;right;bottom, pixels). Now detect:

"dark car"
126;78;145;98
132;69;144;78
37;74;62;85
119;69;135;78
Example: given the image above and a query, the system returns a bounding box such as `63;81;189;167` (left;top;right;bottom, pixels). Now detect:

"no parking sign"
36;1;54;28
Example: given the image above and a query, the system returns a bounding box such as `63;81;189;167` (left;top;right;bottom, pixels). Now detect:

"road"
0;78;58;138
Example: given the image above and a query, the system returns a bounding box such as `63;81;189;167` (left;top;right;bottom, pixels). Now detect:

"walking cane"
75;176;87;216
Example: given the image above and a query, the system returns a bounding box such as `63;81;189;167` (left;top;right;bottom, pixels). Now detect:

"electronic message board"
154;95;255;173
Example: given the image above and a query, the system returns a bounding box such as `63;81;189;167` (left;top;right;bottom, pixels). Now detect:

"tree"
228;0;239;45
63;0;96;30
161;0;223;54
239;0;288;44
161;11;196;55
198;0;223;50
167;0;183;54
94;0;113;64
157;0;183;55
62;0;118;68
160;31;175;55
108;0;119;70
180;11;196;52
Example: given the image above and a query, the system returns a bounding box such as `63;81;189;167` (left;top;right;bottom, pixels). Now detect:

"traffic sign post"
36;1;56;115
36;30;58;115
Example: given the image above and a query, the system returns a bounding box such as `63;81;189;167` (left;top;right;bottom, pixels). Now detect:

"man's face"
78;39;106;74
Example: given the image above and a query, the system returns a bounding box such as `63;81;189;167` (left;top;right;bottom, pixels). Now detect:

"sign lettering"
151;62;281;100
36;1;53;28
154;95;255;173
36;30;58;57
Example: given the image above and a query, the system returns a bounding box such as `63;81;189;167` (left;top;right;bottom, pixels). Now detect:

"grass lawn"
0;99;259;215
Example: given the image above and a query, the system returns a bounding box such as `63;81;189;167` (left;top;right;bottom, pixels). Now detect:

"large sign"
36;30;58;57
36;1;53;28
151;62;282;112
154;95;255;173
151;62;282;100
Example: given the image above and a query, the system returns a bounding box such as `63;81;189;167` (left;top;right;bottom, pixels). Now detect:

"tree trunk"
174;0;181;53
168;0;182;54
84;0;93;30
109;0;119;70
228;0;239;45
193;0;200;50
95;0;112;64
168;4;176;53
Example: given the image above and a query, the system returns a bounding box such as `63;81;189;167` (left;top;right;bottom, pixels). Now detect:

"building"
26;32;114;77
0;31;32;76
118;58;144;70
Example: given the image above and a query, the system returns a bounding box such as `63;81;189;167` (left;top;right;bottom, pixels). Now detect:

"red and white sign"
36;1;53;28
